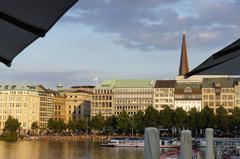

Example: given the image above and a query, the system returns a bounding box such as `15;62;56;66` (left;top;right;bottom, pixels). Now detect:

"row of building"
0;84;94;133
91;32;240;118
0;75;238;133
0;32;238;133
91;76;240;118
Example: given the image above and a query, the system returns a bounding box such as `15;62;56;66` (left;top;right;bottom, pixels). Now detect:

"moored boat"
101;137;180;148
160;149;200;159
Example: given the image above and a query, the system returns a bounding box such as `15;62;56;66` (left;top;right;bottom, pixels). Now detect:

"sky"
1;0;240;88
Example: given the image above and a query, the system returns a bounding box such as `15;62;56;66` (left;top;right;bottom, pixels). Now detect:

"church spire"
179;30;189;75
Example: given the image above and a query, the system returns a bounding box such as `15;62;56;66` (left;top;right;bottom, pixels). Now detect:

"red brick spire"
179;30;189;75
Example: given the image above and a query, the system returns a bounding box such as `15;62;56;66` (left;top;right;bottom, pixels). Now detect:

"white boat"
101;137;180;148
195;138;206;147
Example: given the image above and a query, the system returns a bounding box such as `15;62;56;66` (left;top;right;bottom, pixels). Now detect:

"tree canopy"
5;116;21;132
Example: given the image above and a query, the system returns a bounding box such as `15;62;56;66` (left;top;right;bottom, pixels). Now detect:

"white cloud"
62;0;240;52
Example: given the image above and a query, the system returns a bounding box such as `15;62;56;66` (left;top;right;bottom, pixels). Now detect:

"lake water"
0;140;209;159
0;141;144;159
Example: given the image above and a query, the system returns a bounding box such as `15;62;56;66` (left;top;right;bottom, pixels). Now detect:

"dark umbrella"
0;0;78;67
185;38;240;78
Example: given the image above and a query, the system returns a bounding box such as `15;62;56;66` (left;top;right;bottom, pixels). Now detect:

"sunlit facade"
0;84;40;134
153;80;175;110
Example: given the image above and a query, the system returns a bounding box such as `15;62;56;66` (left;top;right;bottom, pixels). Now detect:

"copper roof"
179;32;189;75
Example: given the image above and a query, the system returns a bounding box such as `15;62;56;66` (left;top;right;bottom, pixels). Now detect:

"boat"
160;149;200;159
101;137;180;148
195;138;206;147
101;137;144;147
195;137;240;148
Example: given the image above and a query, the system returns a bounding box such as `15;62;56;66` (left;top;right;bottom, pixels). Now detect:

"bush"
0;132;18;141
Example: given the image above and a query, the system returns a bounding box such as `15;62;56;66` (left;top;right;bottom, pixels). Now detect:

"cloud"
0;68;174;88
63;0;240;52
0;69;102;88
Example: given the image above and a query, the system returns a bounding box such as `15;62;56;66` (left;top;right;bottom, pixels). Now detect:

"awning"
185;38;240;78
0;0;78;66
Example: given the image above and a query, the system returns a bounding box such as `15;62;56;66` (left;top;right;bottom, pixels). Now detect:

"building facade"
52;91;66;122
91;80;114;118
235;80;240;108
38;86;54;129
174;82;202;112
92;80;154;118
113;80;154;116
64;87;93;122
153;80;175;110
0;84;40;133
202;78;235;113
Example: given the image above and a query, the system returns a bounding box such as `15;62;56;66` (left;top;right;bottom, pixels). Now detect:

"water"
0;141;144;159
0;140;210;159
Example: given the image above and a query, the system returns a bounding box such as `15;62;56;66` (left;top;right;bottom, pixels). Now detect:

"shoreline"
22;135;143;142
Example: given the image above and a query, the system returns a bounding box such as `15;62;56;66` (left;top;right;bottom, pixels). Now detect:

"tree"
67;120;76;132
216;106;229;132
199;106;215;131
47;118;57;132
174;107;187;129
159;106;174;129
76;118;86;132
57;119;67;133
105;115;117;133
187;108;199;136
230;107;240;131
90;113;105;132
144;106;159;127
48;119;66;133
116;110;131;134
31;121;39;135
132;110;144;134
4;116;21;132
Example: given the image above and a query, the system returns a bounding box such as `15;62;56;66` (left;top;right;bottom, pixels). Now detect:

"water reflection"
0;141;144;159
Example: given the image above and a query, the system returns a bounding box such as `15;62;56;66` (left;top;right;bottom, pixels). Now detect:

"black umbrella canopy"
0;0;78;66
185;38;240;78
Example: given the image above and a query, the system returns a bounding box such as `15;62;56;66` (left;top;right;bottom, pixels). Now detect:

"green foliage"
76;118;86;131
187;108;199;135
174;107;187;129
4;116;21;132
216;106;229;131
144;106;159;127
199;106;215;129
67;120;76;132
47;119;67;132
90;113;105;131
105;115;117;131
31;121;39;130
57;119;67;132
159;106;174;129
230;107;240;130
0;132;18;141
132;111;144;133
116;110;131;134
47;119;56;131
